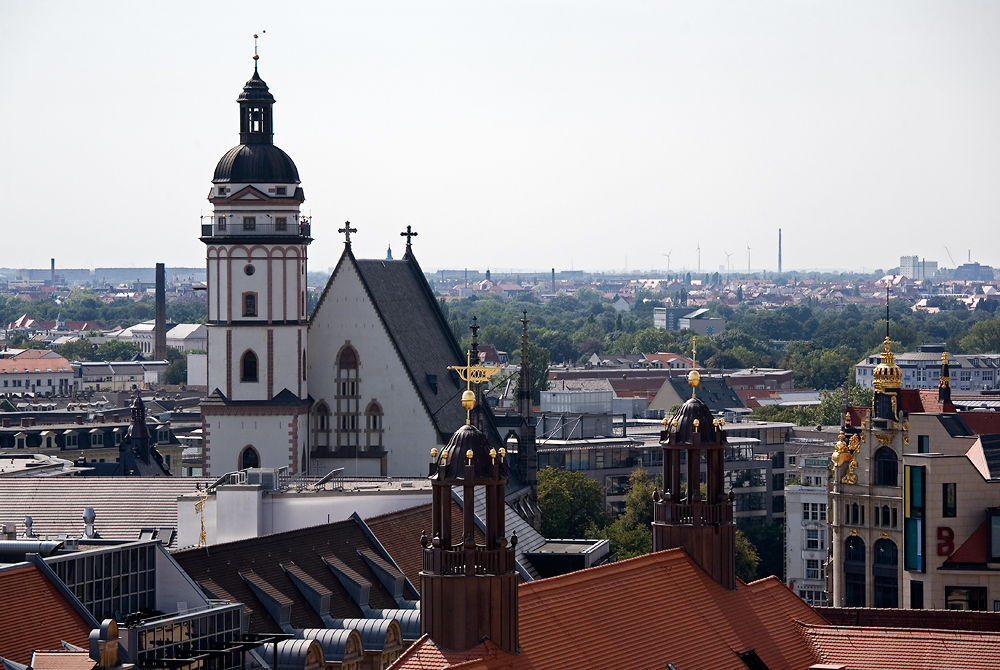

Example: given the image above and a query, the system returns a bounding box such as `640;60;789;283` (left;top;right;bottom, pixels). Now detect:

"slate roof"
453;487;546;581
0;564;93;665
317;247;503;448
666;376;745;412
0;478;213;547
394;548;827;670
172;518;417;634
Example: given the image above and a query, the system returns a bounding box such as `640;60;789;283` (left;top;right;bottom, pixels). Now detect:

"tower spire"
253;31;265;71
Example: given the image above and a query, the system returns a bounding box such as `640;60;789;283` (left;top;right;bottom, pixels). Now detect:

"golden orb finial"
466;449;474;465
431;447;438;460
499;447;506;458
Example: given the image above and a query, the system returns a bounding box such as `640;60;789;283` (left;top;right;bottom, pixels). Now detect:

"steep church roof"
316;246;503;448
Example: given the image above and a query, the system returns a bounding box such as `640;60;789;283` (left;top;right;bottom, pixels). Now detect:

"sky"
2;1;999;276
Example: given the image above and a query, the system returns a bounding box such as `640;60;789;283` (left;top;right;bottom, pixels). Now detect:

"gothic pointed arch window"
873;538;899;608
314;401;332;450
365;400;384;451
844;536;866;607
335;344;360;448
874;447;898;487
241;350;258;383
240;445;260;470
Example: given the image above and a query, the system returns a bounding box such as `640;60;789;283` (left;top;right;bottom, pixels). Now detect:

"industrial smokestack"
551;268;556;293
778;229;782;274
50;258;55;285
155;263;167;361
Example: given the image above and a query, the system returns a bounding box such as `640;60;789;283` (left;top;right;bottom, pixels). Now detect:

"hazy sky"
2;2;998;275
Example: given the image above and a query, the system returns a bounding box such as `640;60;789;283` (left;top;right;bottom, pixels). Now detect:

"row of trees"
443;289;1000;392
0;290;206;330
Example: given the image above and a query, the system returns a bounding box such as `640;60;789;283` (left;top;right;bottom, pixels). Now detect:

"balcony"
654;500;733;526
422;544;516;576
201;221;311;238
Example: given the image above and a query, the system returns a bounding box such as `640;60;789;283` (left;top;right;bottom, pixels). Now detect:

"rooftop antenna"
253;30;265;70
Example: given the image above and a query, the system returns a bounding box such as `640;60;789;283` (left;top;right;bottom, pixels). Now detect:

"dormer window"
276;186;286;196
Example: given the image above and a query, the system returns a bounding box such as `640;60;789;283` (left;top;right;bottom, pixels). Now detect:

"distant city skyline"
2;2;998;274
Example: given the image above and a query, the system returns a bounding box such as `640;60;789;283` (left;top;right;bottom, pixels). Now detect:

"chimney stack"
82;508;99;539
51;258;56;285
155;263;167;361
551;268;556;293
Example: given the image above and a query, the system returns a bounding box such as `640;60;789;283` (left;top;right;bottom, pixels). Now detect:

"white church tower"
199;63;312;476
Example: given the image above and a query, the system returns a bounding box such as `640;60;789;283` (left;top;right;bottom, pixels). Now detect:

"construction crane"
944;246;956;267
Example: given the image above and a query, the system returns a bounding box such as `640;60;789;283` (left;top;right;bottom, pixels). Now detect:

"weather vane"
448;351;503;425
253;30;266;68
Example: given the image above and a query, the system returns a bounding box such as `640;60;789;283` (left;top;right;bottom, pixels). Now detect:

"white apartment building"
900;255;938;280
785;484;830;606
856;344;999;392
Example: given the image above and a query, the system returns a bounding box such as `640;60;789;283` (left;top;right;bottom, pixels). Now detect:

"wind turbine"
746;243;752;274
662;250;673;274
724;251;734;278
697;242;701;274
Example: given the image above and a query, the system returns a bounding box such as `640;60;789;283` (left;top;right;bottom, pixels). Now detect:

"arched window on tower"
365;400;384;451
335;344;360;449
873;538;899;608
314;402;332;450
240;445;260;470
241;350;258;383
844;536;866;607
874;447;898;487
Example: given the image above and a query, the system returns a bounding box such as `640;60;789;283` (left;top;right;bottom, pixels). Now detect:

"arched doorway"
844;536;866;607
873;538;899;608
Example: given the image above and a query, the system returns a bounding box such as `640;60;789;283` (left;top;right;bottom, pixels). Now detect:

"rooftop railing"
201;221;311;238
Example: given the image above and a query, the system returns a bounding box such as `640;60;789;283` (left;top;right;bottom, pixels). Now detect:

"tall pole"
778;229;782;274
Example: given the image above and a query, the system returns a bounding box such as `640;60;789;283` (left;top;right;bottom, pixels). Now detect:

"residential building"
165;323;207;351
74;360;169;392
785;484;830;606
855;343;1000;392
678;307;727;336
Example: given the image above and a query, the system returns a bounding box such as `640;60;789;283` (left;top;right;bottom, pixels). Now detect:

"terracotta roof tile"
0;565;92;665
366;501;484;592
959;412;1000;436
393;549;827;670
798;624;1000;670
29;650;96;670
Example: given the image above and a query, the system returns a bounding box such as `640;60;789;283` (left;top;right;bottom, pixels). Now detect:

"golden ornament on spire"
872;336;902;392
688;336;700;398
449;350;503;425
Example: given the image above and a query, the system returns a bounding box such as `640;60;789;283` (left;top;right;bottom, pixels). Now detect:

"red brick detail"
267;246;273;325
201;404;311;418
297;329;302;399
226;329;233;399
267;329;274;400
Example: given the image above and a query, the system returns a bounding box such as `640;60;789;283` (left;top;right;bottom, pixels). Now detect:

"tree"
163;355;188;384
56;338;97;361
736;286;744;302
95;340;142;361
736;519;783;581
590;469;659;559
480;325;518;356
961;318;1000;354
537;468;609;538
515;342;550;404
735;529;760;583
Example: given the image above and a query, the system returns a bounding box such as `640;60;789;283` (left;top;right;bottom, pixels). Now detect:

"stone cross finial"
339;221;357;245
400;225;418;248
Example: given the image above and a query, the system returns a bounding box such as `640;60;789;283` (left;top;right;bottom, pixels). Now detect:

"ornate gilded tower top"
872;337;903;392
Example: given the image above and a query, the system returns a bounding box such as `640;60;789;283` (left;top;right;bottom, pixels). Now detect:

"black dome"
668;396;725;446
437;424;495;480
213;143;300;184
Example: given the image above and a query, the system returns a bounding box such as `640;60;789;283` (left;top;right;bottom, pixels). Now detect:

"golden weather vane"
253;30;266;67
448;351;503;425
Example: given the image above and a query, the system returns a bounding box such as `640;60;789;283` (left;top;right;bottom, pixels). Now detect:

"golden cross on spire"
688;335;700;398
339;221;357;246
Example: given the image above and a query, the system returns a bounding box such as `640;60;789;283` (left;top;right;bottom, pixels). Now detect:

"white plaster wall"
216;485;264;543
261;492;431;536
187;353;208;387
272;327;305;396
205;414;296;476
309;260;443;478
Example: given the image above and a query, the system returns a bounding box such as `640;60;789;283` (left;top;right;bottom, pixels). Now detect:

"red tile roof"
0;565;92;664
959;412;1000;436
845;406;869;428
393;548;826;670
815;607;1000;632
366;501;484;592
798;624;1000;670
30;650;96;670
0;355;72;374
944;519;989;565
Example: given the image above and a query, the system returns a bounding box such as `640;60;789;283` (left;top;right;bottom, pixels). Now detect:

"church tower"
420;391;518;653
199;62;312;476
652;367;736;590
